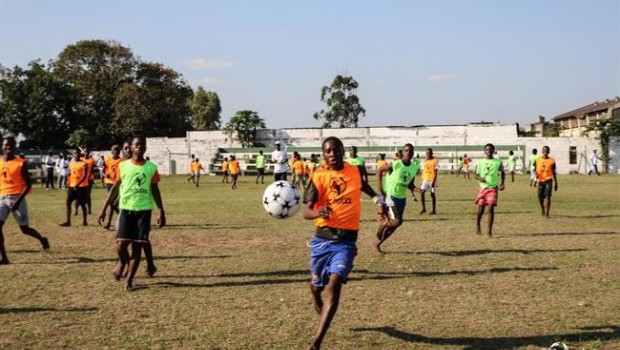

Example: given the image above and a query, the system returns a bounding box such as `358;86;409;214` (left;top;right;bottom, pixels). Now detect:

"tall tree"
112;62;193;140
314;75;366;128
0;61;76;148
52;39;136;147
190;87;222;130
223;110;266;147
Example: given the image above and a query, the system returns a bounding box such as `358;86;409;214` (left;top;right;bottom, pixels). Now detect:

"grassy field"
0;173;618;350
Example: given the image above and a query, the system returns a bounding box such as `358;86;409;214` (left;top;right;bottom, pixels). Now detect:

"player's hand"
554;183;558;192
316;206;332;219
157;210;166;228
97;212;106;227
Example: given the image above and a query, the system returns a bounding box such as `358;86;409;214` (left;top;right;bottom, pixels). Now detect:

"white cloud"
427;74;458;82
181;59;235;69
191;77;246;88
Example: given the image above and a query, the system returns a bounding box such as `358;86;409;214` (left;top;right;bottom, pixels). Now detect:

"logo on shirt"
130;172;148;194
329;176;347;195
327;176;352;205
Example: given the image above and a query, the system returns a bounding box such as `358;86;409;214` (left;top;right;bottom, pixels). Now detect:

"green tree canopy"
223;110;266;148
0;61;76;148
190;87;222;130
314;75;366;128
52;39;137;147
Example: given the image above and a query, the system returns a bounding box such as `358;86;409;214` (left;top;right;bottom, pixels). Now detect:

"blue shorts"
309;236;357;288
386;195;406;220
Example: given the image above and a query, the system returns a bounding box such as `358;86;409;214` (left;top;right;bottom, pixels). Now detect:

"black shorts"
67;187;87;206
116;209;152;242
275;172;287;181
257;168;265;176
538;180;553;200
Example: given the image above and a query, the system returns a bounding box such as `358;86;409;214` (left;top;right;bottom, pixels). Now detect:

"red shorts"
475;188;498;206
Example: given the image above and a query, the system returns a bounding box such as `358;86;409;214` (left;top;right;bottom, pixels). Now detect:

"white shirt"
591;152;600;166
271;149;288;174
56;158;69;176
44;155;55;168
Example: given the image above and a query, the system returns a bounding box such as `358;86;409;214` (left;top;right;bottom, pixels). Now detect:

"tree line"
0;39;366;149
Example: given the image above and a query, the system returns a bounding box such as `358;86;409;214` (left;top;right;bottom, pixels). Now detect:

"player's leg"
486;205;495;237
0;220;8;264
476;205;484;235
430;190;437;215
60;189;76;226
537;184;546;216
125;241;142;290
114;239;130;280
309;273;343;350
374;197;404;253
78;188;88;226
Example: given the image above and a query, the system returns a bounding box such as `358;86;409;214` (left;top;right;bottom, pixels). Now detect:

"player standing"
535;146;558;218
419;148;439;215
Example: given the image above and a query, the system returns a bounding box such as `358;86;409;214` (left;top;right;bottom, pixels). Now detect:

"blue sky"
1;0;619;129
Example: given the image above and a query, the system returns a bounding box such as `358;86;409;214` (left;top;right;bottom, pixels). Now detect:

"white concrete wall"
146;124;616;175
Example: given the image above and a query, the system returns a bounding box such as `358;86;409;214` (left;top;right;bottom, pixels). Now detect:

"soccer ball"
262;181;301;219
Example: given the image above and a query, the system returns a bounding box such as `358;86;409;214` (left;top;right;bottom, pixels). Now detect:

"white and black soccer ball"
262;181;301;219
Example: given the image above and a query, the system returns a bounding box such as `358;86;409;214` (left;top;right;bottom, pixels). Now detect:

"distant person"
255;150;266;184
373;143;419;253
345;146;368;183
221;157;230;183
302;136;384;350
80;146;96;215
190;158;205;187
43;151;56;189
271;141;288;181
455;157;464;177
529;148;538;187
307;154;318;181
506;150;517;182
474;144;505;237
419;148;439;215
56;153;69;189
459;154;471;179
101;144;124;230
0;136;50;264
60;149;88;227
187;154;197;184
588;150;601;176
535;146;558;218
96;155;106;186
292;152;306;188
228;155;240;190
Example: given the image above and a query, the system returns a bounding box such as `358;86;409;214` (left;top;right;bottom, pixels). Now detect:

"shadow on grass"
0;306;98;315
555;214;619;219
17;255;232;265
150;266;556;289
521;231;619;237
393;248;587;256
351;325;620;350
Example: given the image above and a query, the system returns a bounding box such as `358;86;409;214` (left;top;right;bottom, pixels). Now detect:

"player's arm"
499;162;505;190
552;163;558;191
151;182;166;228
431;163;439;186
302;181;330;220
10;163;33;211
98;181;120;226
76;164;88;187
376;163;391;196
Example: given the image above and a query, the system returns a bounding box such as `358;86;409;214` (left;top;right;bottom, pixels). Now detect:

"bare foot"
476;227;482;235
125;283;134;291
103;225;111;230
429;211;436;215
59;222;71;227
373;241;384;254
82;222;88;226
0;259;9;265
419;209;426;215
